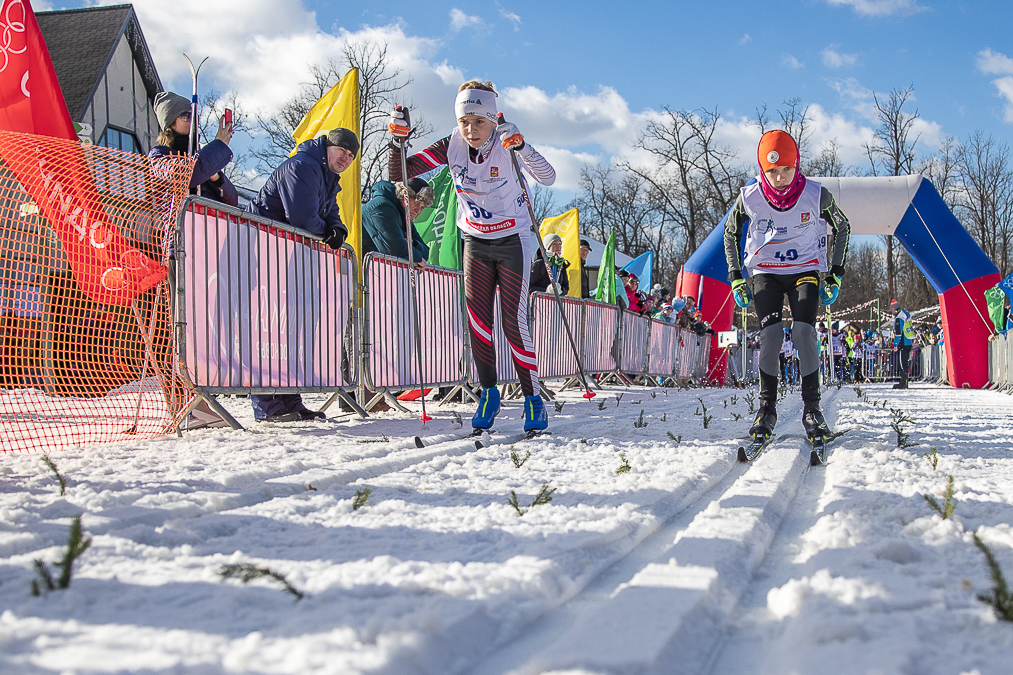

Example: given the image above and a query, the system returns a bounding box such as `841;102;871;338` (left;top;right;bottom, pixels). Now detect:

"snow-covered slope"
1;383;1012;674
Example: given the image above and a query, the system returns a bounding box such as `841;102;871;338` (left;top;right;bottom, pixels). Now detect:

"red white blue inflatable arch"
677;175;999;388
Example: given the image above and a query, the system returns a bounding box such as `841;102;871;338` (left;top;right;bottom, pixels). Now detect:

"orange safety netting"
0;131;196;453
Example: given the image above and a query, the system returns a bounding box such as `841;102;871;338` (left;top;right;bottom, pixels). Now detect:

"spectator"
246;127;359;422
657;303;677;324
891;298;915;389
678;295;698;330
149;92;238;209
361;177;434;263
579;238;592;298
625;273;645;313
530;233;571;295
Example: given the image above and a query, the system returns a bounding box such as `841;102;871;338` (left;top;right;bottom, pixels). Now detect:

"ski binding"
738;433;775;462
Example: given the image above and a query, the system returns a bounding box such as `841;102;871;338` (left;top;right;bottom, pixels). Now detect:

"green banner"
985;286;1007;334
594;229;617;305
413;166;461;270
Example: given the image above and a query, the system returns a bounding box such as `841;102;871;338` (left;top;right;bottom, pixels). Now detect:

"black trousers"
464;234;540;397
752;272;821;403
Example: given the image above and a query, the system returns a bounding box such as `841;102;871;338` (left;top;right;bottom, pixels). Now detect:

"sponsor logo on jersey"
801;212;811;223
491;166;499;177
775;226;788;235
466;217;517;233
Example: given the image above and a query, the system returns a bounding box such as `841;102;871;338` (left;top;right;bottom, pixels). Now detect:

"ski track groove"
469;391;850;675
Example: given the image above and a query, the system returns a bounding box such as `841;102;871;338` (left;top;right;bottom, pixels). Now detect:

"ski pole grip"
497;112;505;126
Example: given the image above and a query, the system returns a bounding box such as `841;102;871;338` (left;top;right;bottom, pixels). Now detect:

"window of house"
98;126;142;154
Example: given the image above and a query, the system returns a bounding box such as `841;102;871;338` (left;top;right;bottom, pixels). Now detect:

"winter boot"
802;400;831;437
472;386;501;430
892;380;908;389
523;395;548;432
749;400;777;437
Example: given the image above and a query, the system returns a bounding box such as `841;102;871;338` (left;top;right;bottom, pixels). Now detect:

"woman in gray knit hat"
149;91;238;208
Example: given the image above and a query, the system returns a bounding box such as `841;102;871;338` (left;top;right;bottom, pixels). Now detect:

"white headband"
455;88;498;123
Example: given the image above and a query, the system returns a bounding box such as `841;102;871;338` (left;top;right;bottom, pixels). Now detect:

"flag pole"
182;54;208;156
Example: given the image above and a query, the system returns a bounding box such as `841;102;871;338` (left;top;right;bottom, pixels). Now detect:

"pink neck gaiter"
759;166;806;210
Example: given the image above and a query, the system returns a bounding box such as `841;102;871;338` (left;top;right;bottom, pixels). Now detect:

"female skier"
388;81;556;433
724;130;851;445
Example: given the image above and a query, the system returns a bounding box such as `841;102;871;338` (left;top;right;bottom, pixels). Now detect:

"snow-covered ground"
1;381;1012;674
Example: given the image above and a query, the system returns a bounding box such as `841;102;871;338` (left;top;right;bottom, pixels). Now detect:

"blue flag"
621;250;653;291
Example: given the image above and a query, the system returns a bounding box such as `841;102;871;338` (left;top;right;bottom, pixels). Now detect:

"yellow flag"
291;68;362;266
539;208;581;298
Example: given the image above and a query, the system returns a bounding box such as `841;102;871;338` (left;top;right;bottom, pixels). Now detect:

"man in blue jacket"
246;128;358;422
361;177;433;263
891;298;916;389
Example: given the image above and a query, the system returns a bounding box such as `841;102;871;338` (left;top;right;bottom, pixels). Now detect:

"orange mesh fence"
0;131;195;453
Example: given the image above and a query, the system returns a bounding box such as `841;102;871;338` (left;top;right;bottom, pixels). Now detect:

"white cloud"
449;8;485;32
536;147;601;191
738;34;751;45
977;49;1013;123
977;48;1013;75
499;8;522;30
830;76;878;119
781;53;804;70
824;0;928;16
821;46;858;68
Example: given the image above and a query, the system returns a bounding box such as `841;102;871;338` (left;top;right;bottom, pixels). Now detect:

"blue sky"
53;0;1013;192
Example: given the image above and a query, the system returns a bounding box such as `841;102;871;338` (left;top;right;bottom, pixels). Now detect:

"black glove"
322;226;346;250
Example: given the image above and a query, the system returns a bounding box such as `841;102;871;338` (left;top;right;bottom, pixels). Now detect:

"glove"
322;226;346;251
551;282;563;295
388;106;411;138
820;273;841;306
498;121;525;151
731;278;752;308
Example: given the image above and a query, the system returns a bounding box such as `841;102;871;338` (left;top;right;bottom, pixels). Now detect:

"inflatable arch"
676;175;999;388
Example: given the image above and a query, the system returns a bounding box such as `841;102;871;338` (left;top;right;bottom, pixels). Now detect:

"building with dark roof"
37;4;162;154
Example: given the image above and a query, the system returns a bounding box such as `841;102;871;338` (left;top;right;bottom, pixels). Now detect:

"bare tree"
955;131;1013;277
197;90;253;186
250;42;428;198
862;85;922;302
917;135;960;209
573;164;666;278
777;97;813;160
529;182;560;228
622;107;747;265
807;139;851;177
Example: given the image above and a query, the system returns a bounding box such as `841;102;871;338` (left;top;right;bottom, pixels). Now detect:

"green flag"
413;166;461;270
985;286;1007;334
594;230;617;305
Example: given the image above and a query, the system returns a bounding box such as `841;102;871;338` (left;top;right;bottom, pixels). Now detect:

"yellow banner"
539;207;581;298
291;68;362;266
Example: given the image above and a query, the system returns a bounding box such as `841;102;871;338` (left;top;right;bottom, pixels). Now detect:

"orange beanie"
757;130;799;172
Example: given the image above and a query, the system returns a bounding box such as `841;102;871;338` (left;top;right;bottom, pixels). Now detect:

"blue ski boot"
472;386;501;430
524;395;548;432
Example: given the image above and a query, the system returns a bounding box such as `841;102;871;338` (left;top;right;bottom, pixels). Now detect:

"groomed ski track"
3;383;1013;674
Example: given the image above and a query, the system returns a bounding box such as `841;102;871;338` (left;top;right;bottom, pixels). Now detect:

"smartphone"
224;108;233;126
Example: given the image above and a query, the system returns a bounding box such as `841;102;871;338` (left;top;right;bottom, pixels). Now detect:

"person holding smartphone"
149;91;238;207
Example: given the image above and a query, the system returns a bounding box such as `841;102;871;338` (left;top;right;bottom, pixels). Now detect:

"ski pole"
396;119;432;423
182;54;208;157
497;113;596;400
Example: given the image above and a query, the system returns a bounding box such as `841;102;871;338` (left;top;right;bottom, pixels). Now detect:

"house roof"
37;4;162;121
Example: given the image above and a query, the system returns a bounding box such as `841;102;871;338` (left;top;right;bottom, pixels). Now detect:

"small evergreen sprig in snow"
31;515;91;596
923;475;957;519
219;563;306;601
973;533;1013;622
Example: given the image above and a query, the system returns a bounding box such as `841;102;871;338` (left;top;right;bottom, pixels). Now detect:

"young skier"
724;130;851;445
388;81;556;433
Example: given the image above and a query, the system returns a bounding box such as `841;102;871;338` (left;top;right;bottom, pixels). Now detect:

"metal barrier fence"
174;197;360;427
990;334;1013;389
362;252;470;393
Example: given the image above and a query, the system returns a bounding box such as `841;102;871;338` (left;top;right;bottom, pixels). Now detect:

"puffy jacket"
361;180;429;262
530;249;571;295
148;138;238;207
247;136;345;237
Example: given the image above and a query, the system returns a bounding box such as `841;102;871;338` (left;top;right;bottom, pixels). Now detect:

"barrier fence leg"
198;392;243;430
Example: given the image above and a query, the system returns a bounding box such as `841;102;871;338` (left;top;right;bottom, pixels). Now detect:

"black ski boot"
802;400;831;438
739;400;777;462
749;400;777;437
